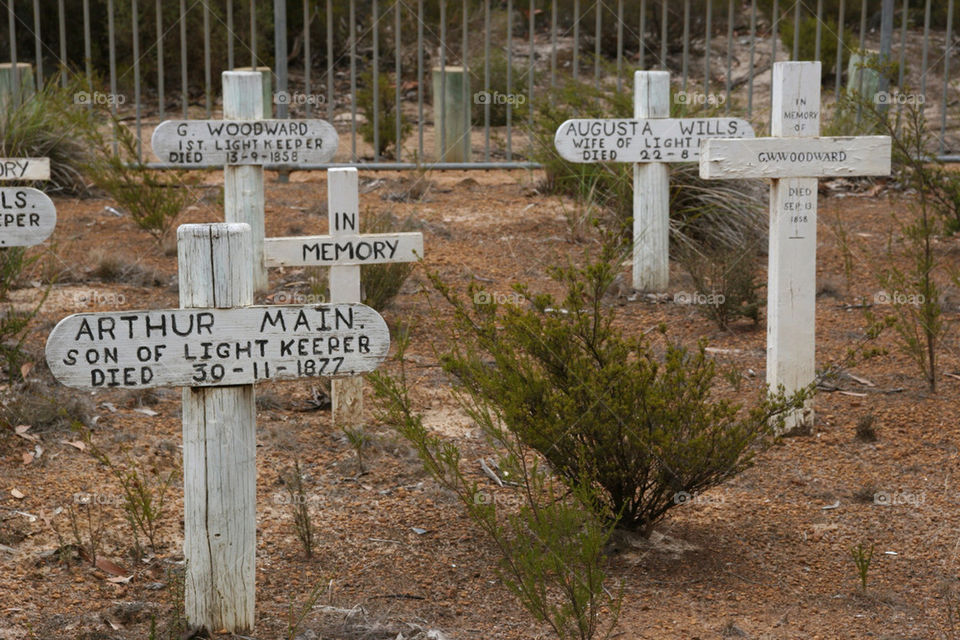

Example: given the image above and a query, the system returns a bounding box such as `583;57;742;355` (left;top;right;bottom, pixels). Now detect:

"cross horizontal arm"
264;231;424;267
554;117;754;163
0;158;50;181
700;136;892;179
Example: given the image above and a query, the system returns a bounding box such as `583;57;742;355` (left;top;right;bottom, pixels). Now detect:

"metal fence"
2;0;958;168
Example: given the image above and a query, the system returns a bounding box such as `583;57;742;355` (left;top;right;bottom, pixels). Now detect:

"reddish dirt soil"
1;168;959;639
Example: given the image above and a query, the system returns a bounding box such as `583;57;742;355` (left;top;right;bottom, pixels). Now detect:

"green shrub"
372;327;621;640
422;245;806;534
357;71;410;159
678;242;763;329
779;16;857;80
0;77;90;194
470;49;529;127
0;247;46;381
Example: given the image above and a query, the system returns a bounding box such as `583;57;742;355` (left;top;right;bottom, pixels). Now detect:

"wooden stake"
178;223;256;633
632;70;671;292
222;71;267;293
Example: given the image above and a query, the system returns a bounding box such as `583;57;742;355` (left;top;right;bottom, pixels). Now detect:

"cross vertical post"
178;223;256;633
328;167;365;428
633;70;671;291
222;71;267;292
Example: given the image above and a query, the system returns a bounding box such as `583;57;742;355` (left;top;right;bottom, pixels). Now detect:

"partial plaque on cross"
0;157;55;247
699;61;892;432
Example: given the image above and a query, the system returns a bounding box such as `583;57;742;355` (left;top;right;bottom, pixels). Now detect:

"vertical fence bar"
108;0;118;152
275;0;289;120
617;0;624;92
551;0;557;87
815;0;823;61
250;0;257;66
529;0;535;123
484;0;491;160
373;0;379;161
204;1;211;117
682;0;690;92
304;0;311;117
748;0;756;115
878;0;894;108
84;0;92;109
417;0;424;161
349;0;357;160
227;0;234;69
506;0;512;159
705;0;712;96
7;0;16;105
467;0;473;157
920;0;931;97
156;0;164;118
771;0;779;66
573;0;579;80
133;0;142;162
836;0;845;98
181;0;188;117
440;0;448;159
396;0;402;161
33;0;42;90
593;1;601;87
856;0;867;124
639;0;646;70
895;0;909;131
59;0;67;87
940;0;954;154
327;0;334;122
725;0;734;112
793;0;801;60
660;0;667;70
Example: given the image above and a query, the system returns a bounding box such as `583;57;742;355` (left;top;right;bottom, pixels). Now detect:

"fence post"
178;223;257;633
222;71;267;293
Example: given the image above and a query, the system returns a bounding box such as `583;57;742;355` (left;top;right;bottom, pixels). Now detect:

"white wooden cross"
151;71;339;292
264;167;423;428
0;157;55;247
700;61;892;432
45;223;390;634
554;70;756;291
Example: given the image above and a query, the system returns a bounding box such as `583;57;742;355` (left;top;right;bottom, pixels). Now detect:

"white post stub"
328;167;365;428
222;71;267;294
178;223;256;633
768;61;821;432
633;70;671;292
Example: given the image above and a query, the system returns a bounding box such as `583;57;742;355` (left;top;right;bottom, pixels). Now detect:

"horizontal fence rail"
0;0;957;167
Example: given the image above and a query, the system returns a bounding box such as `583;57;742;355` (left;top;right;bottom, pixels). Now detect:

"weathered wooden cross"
553;70;756;291
151;71;339;292
0;156;55;247
700;61;891;432
45;223;390;633
264;167;423;427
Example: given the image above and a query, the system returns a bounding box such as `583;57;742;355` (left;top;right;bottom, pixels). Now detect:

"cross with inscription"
554;70;756;291
45;223;390;634
0;156;55;247
151;71;339;291
265;167;424;428
700;61;892;432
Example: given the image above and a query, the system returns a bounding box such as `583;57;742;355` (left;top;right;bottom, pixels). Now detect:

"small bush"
423;245;806;534
357;71;410;160
280;460;315;560
0;247;46;381
470;49;529;127
779;16;857;81
678;242;763;329
855;414;878;442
